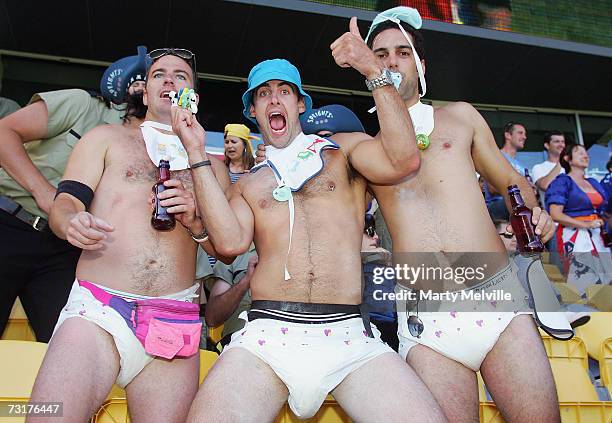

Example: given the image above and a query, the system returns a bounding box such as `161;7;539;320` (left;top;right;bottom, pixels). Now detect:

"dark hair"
366;20;425;60
122;91;147;124
503;121;525;135
607;158;612;172
543;130;564;146
560;142;586;173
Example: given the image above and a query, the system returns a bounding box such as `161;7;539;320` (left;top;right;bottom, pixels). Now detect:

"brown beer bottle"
151;160;175;231
508;185;545;253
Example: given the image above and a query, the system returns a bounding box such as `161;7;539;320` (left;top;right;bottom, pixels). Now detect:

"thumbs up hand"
330;17;383;79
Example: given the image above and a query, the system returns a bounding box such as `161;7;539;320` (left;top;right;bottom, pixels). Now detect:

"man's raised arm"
49;126;114;249
330;17;420;184
171;107;254;257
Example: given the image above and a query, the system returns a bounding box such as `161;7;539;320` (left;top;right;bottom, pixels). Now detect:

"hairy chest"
109;133;193;190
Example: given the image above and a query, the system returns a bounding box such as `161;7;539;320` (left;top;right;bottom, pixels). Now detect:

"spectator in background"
0;46;147;342
205;246;257;348
224;123;257;183
547;143;612;296
300;104;365;137
361;213;398;351
0;55;20;119
532;131;566;203
484;121;529;220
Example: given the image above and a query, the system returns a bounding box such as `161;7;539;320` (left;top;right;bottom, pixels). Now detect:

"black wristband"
55;180;94;210
190;160;211;170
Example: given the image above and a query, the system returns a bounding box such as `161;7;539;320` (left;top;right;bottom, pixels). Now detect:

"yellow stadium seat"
555;282;582;304
93;399;130;423
575;312;612;360
480;402;612;423
208;324;224;345
558;402;612;423
601;338;612;398
274;396;352;423
586;285;612;311
477;372;488;402
0;340;46;398
541;335;599;401
550;360;599;401
479;402;504;423
0;340;47;423
543;263;564;277
199;349;218;384
1;299;36;341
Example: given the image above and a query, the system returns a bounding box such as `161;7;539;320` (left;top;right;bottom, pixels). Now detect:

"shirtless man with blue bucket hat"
173;18;446;423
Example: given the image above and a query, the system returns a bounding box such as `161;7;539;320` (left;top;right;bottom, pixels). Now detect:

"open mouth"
268;112;287;134
160;91;172;100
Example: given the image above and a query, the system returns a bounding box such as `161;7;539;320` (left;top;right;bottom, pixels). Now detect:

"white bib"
408;101;434;137
140;121;190;170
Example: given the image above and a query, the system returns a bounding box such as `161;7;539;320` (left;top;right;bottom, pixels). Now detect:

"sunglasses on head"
148;48;197;79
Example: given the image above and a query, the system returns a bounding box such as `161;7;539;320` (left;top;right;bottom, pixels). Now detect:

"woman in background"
546;143;612;296
223;123;256;184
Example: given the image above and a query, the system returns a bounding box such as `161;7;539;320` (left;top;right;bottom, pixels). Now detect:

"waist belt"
250;300;374;338
0;195;48;232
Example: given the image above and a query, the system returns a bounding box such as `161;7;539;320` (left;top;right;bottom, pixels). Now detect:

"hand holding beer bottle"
151;159;176;231
507;184;545;254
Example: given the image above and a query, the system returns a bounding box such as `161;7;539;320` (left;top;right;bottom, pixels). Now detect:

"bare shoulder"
436;101;478;119
76;123;130;152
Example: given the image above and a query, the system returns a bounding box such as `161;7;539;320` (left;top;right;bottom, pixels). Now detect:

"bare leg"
407;345;478;423
480;315;560;423
126;353;199;423
332;352;447;423
186;348;288;423
27;318;120;423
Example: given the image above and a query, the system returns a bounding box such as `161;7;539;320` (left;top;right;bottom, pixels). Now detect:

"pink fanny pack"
79;280;201;359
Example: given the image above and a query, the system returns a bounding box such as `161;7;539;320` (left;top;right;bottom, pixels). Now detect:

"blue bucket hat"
241;59;312;125
300;104;364;135
100;46;148;104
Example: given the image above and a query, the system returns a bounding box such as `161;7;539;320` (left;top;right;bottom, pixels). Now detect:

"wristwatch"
365;69;394;91
187;227;209;243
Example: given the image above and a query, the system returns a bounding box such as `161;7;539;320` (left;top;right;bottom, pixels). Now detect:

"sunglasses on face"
499;232;514;239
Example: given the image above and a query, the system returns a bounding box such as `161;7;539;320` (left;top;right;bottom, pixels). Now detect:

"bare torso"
370;103;508;285
76;125;197;296
239;147;367;304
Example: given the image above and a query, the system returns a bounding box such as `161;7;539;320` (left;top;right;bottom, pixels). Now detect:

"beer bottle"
508;184;545;253
151;160;175;231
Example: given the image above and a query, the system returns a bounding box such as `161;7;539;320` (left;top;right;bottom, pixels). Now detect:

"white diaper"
397;263;532;371
223;310;393;419
53;280;199;387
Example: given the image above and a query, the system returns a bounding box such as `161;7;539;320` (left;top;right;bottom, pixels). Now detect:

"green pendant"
416;134;430;150
273;185;292;202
